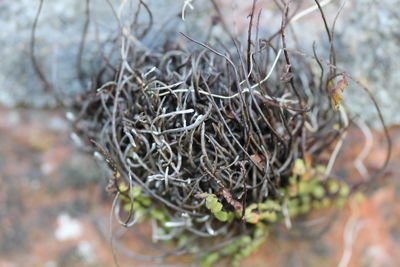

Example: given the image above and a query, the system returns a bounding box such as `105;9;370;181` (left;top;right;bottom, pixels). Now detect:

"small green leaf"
123;203;133;212
134;206;146;223
298;181;309;194
353;192;364;203
266;200;282;211
200;252;219;267
240;236;252;244
289;176;297;185
118;183;129;192
260;211;277;222
177;234;188;247
246;203;258;212
321;198;331;207
328;180;340;194
214;211;228;222
254;224;268;238
312;201;322;209
206;196;223;213
227;212;236;222
288;206;299;216
137;196;152;207
118;194;130;202
221;241;241;255
244;212;260;224
299;204;310;214
339;184;350;197
133;202;140;210
312;185;325;198
240;246;253;258
150;209;167;222
336;197;347;208
315;164;326;174
132;186;142;197
301;195;311;204
287;198;299;208
293;159;306;176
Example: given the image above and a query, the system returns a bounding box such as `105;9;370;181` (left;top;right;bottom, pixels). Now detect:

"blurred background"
0;0;399;266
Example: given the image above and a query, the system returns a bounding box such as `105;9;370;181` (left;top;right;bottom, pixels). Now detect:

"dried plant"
30;0;391;265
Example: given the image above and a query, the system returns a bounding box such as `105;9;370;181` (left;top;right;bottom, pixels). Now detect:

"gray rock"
1;0;398;127
339;0;400;128
0;0;205;108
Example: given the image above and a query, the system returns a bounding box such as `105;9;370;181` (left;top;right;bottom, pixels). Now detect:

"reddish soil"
0;107;399;267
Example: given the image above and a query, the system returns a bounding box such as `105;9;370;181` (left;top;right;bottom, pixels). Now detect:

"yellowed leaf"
330;75;348;110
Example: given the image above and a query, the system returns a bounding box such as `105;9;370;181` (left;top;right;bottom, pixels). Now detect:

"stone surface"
1;1;399;126
339;0;400;128
0;0;211;108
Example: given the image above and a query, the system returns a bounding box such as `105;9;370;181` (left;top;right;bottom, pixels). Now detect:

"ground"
0;107;399;267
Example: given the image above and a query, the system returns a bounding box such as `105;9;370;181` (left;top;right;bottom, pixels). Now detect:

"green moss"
118;158;355;266
193;158;353;265
231;235;266;266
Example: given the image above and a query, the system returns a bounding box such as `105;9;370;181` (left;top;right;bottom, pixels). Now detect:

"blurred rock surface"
1;0;398;127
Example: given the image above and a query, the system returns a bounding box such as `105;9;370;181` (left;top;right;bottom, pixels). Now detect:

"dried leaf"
330;75;348;110
221;188;243;213
303;153;313;169
195;193;211;199
250;154;265;169
280;64;293;82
